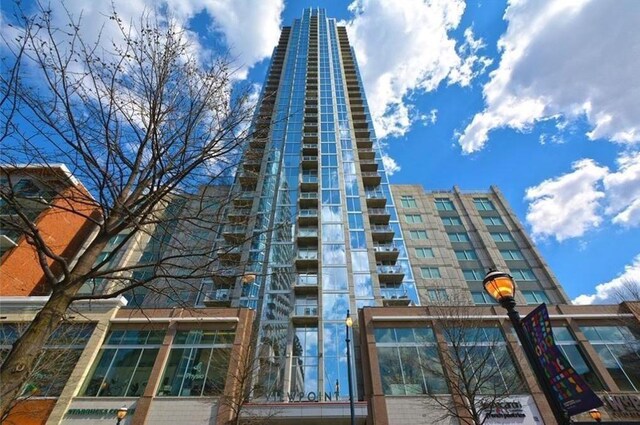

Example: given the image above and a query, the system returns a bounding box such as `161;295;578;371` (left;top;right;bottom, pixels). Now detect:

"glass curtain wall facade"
225;8;418;402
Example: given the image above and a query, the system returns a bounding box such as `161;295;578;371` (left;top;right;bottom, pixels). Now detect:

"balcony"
381;287;411;307
303;132;318;143
217;245;242;262
250;138;267;148
298;209;318;225
298;191;318;207
301;156;318;169
302;143;318;155
223;225;247;243
373;243;400;261
361;171;381;186
238;170;259;186
294;274;318;294
356;138;372;149
292;305;319;325
300;174;319;191
297;227;318;245
365;191;387;208
295;250;318;268
360;160;378;173
227;208;251;223
368;208;391;224
358;148;375;160
370;224;394;242
377;265;405;283
232;192;254;207
203;289;231;307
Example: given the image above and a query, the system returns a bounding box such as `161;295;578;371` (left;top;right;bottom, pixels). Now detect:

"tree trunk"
0;289;73;418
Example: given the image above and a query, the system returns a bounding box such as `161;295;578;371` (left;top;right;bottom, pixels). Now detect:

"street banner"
521;303;603;416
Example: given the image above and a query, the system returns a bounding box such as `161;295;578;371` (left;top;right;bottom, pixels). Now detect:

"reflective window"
441;216;462;226
404;214;423;224
0;323;95;397
511;269;536;281
428;289;448;303
434;198;455;211
82;330;164;397
482;216;504;226
375;327;447;395
473;198;495;211
409;230;428;240
463;269;486;281
420;267;441;279
471;291;498;305
448;232;470;242
500;249;524;260
400;196;417;208
415;247;434;258
290;327;319;395
490;232;513;242
455;250;478;260
522;290;550;304
158;330;234;396
580;326;640;391
552;327;604;391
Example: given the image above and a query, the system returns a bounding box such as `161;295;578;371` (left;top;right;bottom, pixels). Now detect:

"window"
441;216;462;226
443;327;523;394
552;327;604;391
522;290;550;304
455;250;478;260
428;289;448;302
490;232;513;242
500;249;524;260
420;267;441;279
471;292;498;305
290;327;319;395
405;214;423;224
415;247;434;259
409;230;428;240
482;216;504;226
580;326;640;391
473;198;495;211
158;330;234;396
511;269;536;281
448;232;470;242
0;323;94;397
463;269;485;281
434;198;455;211
400;195;417;208
375;327;448;395
82;330;164;397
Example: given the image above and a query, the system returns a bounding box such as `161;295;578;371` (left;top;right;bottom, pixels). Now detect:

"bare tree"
0;2;259;415
423;297;528;425
0;322;96;424
611;278;640;303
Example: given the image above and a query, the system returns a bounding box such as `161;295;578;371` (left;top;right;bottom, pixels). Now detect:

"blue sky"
4;0;639;304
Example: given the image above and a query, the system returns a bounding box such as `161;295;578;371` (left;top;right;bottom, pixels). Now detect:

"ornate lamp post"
483;269;571;425
589;408;602;422
345;310;356;425
115;405;128;424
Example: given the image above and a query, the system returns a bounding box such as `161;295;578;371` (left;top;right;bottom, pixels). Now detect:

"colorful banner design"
521;303;603;416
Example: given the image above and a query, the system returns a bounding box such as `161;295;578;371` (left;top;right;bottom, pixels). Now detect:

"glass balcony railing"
380;287;408;300
294;305;318;316
377;264;403;274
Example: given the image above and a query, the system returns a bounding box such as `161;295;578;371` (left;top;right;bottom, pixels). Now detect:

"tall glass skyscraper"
219;8;419;401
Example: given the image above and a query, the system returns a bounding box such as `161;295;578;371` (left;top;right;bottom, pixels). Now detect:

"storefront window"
158;330;234;397
375;327;448;395
552;326;604;390
81;329;164;397
1;323;95;397
580;325;640;391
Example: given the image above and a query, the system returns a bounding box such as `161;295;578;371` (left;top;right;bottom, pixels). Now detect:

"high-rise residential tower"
216;8;419;401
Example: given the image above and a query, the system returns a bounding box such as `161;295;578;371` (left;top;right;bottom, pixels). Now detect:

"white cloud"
524;151;640;241
381;154;401;176
9;0;283;77
345;0;490;139
524;159;608;242
604;151;640;227
573;254;640;304
458;0;640;153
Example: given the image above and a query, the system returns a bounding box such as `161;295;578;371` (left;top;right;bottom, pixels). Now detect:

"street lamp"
483;269;571;425
116;405;128;424
589;408;602;422
345;310;355;425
